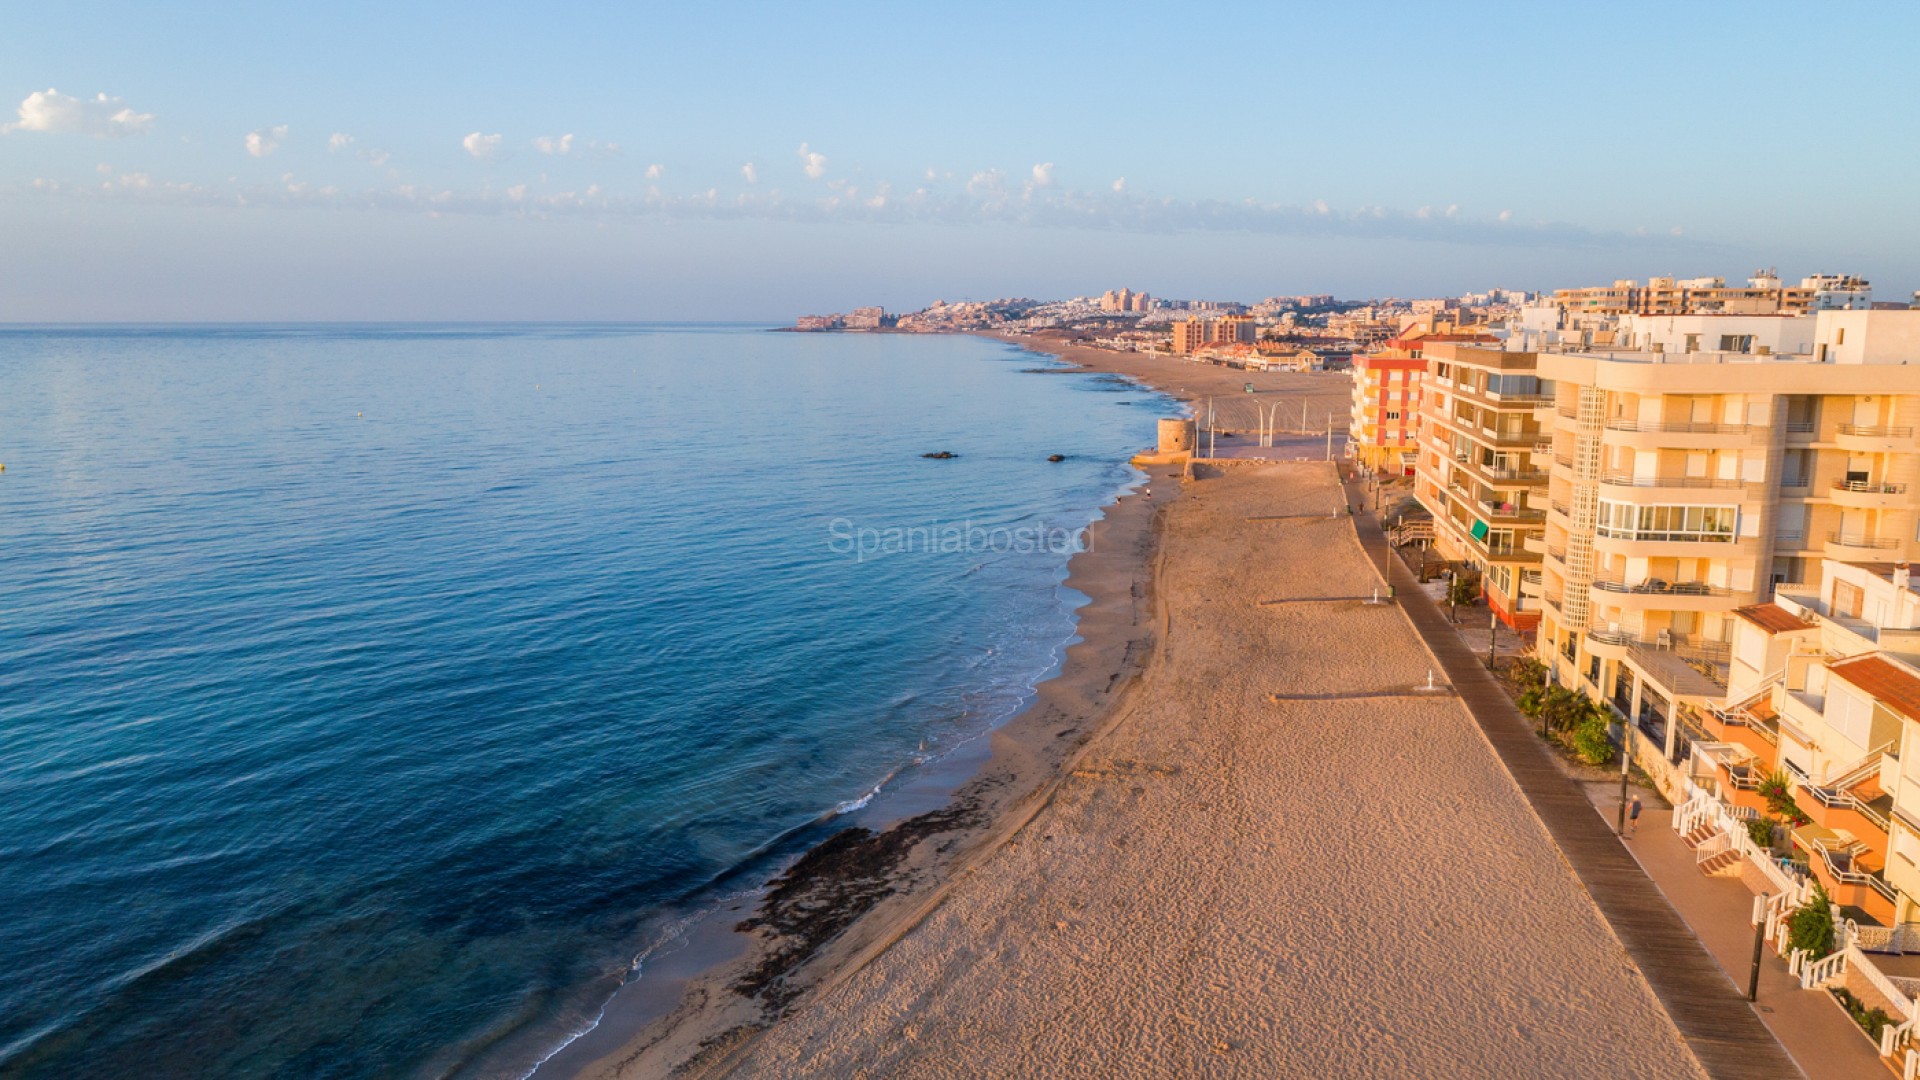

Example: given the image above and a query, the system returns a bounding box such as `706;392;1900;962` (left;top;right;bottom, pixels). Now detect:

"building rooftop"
1734;603;1817;636
1827;654;1920;723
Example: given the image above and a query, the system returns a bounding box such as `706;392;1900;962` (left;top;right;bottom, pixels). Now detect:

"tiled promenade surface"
1343;474;1808;1080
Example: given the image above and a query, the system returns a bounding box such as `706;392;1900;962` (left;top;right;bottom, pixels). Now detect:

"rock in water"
920;450;958;459
1047;454;1065;462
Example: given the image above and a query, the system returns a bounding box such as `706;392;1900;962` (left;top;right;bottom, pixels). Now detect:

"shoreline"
544;335;1189;1079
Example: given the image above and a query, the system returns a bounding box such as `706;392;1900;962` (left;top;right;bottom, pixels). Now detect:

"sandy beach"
565;336;1706;1079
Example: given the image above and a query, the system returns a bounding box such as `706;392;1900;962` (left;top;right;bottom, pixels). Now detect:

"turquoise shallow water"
0;325;1174;1078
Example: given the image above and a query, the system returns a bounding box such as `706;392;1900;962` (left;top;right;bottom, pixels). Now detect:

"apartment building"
1535;311;1920;767
1411;341;1554;630
1350;328;1498;475
1693;559;1920;933
1554;271;1872;317
1169;314;1256;355
1350;351;1424;474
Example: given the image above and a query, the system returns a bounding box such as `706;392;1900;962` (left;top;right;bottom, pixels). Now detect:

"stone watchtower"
1157;418;1196;455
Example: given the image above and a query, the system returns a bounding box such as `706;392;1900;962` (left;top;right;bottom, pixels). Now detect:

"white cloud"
741;162;758;183
1312;199;1330;215
644;163;663;180
1111;177;1126;193
328;132;354;152
1030;162;1055;187
1498;209;1513;222
20;167;1696;253
463;132;503;160
966;169;1004;196
364;148;391;166
5;88;154;138
245;124;288;157
797;142;827;179
533;133;575;155
1669;225;1684;236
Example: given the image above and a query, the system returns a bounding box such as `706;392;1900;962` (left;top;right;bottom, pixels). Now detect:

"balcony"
1698;742;1772;815
1795;828;1898;925
1796;783;1894;859
1601;419;1764;450
1585;626;1641;660
1836;423;1915;454
1599;472;1746;491
1826;531;1904;560
1628;637;1731;699
1476;500;1547;523
1480;465;1550;485
1704;700;1781;762
1830;478;1911;511
1589;576;1738;611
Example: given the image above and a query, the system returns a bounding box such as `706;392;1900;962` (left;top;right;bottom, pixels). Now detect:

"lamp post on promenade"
1617;716;1635;834
1488;610;1498;672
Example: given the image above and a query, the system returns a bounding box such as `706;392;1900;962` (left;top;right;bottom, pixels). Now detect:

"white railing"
1905;1046;1918;1080
1713;668;1784;724
1695;829;1735;867
1841;942;1917;1023
1823;740;1900;792
1673;782;1813;904
1886;1015;1915;1059
1800;948;1848;989
1764;891;1797;945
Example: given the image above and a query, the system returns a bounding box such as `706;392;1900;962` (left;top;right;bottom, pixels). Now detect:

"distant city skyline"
5;0;1918;321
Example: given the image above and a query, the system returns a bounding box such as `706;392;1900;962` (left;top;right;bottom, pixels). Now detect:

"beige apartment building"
1554;271;1872;317
1534;311;1920;751
1411;342;1554;630
1169;314;1256;355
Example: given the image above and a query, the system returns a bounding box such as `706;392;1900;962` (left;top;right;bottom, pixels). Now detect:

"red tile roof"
1733;603;1816;635
1828;654;1920;723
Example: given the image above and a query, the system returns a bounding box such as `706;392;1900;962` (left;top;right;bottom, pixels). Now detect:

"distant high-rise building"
1554;272;1871;316
1100;288;1153;313
1170;319;1207;355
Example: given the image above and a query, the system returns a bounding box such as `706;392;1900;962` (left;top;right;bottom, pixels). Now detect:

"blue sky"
4;0;1918;320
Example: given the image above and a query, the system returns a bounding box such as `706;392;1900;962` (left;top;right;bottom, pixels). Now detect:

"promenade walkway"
1341;474;1806;1080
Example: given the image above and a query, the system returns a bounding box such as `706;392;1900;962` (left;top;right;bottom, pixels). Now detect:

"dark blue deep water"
0;325;1173;1078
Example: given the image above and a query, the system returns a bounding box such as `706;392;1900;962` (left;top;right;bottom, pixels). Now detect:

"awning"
1470;519;1490;542
1791;821;1839;855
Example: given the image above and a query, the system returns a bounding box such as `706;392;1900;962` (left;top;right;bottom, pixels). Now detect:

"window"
1595;500;1738;542
1718;335;1753;353
1834;579;1864;620
1385;410;1400;420
1828;685;1872;749
1837;327;1847;345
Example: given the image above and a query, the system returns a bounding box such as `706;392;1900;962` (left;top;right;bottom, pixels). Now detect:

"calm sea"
0;325;1174;1078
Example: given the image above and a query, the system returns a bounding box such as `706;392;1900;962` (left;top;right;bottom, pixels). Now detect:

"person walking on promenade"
1627;795;1643;837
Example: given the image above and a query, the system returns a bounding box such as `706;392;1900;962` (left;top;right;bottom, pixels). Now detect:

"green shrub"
1745;817;1775;849
1758;771;1812;826
1570;707;1615;766
1447;573;1481;609
1787;884;1836;960
1833;987;1895;1041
